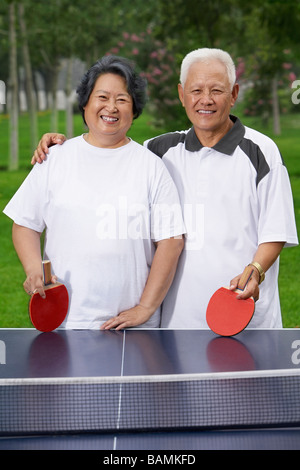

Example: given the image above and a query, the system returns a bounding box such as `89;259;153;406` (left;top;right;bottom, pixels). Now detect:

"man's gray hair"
180;48;236;89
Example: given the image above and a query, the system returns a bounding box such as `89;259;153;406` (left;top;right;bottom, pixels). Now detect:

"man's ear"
178;83;185;107
231;83;239;107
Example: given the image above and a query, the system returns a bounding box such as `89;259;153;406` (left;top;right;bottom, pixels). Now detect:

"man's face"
178;60;239;142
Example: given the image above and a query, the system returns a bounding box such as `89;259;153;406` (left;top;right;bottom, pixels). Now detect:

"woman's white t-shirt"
4;136;185;329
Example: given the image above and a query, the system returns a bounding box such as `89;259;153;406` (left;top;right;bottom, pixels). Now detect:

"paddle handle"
237;265;254;291
42;260;52;286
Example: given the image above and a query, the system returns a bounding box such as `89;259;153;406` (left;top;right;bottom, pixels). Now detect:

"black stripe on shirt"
147;131;187;158
239;137;270;186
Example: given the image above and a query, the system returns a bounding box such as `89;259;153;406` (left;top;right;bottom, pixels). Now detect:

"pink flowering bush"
106;30;186;130
240;49;298;119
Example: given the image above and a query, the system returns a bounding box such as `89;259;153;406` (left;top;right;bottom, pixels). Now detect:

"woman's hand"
23;270;57;298
100;304;153;330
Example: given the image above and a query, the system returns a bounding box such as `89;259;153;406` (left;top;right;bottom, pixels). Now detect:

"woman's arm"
12;223;46;297
100;236;184;330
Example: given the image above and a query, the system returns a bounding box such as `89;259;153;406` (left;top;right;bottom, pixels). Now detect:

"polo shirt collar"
185;115;245;155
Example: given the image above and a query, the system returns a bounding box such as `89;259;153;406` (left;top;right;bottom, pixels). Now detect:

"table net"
1;370;300;435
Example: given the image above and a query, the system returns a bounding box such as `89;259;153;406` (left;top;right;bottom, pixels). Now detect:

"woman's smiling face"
84;73;134;148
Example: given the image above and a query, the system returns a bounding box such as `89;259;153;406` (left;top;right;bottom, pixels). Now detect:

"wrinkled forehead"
185;60;231;88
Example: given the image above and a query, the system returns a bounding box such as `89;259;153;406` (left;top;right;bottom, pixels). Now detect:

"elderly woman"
4;56;185;330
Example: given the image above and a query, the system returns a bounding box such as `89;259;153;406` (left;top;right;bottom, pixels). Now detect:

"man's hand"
31;133;66;164
229;267;260;302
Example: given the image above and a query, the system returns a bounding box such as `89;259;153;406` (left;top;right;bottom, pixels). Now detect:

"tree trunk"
8;2;19;170
66;57;74;138
50;66;59;132
272;75;281;135
18;2;38;153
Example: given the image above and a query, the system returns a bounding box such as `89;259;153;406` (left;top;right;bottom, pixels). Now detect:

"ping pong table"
0;327;300;452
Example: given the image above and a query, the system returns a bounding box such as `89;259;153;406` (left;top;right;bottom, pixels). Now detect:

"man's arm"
31;133;66;164
100;236;184;330
230;241;285;300
12;223;54;298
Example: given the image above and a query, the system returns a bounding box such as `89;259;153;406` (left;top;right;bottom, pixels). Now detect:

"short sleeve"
3;164;46;233
257;163;298;247
149;160;186;242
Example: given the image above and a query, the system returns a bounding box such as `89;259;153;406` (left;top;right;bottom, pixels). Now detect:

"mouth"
101;115;119;123
197;110;216;115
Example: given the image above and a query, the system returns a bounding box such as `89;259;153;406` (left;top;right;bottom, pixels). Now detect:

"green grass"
0;107;163;170
0;171;33;327
240;113;300;327
0;109;299;327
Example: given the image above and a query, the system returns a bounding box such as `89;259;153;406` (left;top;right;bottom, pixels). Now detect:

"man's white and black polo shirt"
144;115;298;328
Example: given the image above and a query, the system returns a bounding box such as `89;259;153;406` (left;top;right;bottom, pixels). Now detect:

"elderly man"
32;48;298;329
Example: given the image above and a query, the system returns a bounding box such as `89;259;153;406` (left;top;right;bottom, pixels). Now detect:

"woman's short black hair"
76;55;147;124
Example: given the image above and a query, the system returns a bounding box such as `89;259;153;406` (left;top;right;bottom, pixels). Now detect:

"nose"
199;90;214;105
104;98;118;113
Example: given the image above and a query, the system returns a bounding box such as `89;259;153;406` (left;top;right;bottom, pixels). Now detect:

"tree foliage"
0;0;300;168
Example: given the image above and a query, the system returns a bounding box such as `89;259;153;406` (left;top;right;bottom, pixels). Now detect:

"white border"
1;366;300;387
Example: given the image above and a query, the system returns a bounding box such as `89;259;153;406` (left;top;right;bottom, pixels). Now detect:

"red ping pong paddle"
206;265;255;337
29;260;69;332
